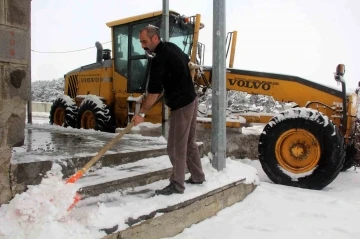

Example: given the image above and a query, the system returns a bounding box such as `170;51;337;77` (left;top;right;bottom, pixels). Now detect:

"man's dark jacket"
147;41;197;110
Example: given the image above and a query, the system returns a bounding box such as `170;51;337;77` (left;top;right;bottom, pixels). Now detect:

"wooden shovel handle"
66;93;164;184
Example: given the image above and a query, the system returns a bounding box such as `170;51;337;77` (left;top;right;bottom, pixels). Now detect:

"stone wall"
0;0;31;205
132;125;260;159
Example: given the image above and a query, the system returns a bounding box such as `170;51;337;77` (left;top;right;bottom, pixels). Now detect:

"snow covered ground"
1;113;359;239
172;161;360;239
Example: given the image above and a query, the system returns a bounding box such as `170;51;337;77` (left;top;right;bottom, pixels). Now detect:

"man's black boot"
155;183;183;195
185;178;204;185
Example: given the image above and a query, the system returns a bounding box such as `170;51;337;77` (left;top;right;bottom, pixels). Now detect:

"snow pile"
0;164;105;239
57;94;76;108
203;154;259;185
130;122;162;131
74;155;259;232
78;95;105;108
1;152;259;238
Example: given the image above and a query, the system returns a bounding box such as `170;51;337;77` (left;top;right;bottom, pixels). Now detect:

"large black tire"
341;144;357;171
258;108;345;190
77;98;115;133
49;96;77;128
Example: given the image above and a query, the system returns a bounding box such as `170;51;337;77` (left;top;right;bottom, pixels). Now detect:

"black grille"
68;75;78;99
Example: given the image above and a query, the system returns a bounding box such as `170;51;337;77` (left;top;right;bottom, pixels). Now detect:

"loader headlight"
334;64;345;82
336;64;345;76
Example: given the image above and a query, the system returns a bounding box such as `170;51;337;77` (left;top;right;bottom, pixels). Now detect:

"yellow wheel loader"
49;10;359;190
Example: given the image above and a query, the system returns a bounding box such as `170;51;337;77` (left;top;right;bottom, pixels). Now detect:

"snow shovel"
66;93;164;210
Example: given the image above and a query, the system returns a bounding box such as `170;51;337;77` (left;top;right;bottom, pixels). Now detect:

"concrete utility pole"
161;0;169;139
211;0;227;171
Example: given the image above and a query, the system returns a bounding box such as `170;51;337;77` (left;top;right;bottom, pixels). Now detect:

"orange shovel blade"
67;193;82;211
66;171;84;211
66;171;84;184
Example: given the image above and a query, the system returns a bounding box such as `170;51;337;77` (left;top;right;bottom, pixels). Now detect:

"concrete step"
10;124;204;196
71;164;257;239
77;155;173;198
107;179;255;239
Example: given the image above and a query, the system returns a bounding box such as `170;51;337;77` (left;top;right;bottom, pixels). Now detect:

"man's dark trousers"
167;97;205;192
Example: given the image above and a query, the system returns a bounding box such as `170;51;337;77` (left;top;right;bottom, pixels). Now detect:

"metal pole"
27;16;32;124
161;0;169;139
27;95;32;123
211;0;226;170
162;0;169;41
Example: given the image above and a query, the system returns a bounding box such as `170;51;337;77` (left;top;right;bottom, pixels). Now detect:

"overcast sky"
31;0;360;89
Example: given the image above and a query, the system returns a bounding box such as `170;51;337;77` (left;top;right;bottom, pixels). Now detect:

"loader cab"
108;11;199;93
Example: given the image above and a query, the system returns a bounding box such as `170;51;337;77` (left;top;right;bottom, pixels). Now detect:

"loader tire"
258;108;345;190
341;144;357;171
77;99;115;133
49;96;77;128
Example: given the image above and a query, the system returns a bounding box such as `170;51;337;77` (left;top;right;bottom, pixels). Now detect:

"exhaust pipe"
95;41;103;63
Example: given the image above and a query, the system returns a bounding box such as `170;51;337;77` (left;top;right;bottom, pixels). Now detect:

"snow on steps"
103;179;255;239
77;155;174;198
10;124;259;238
71;156;258;239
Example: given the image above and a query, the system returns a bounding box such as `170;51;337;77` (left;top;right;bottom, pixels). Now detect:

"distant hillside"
31;78;288;113
31;78;64;103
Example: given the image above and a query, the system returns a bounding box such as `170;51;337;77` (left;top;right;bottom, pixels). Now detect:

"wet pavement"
12;124;168;164
10;123;170;195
